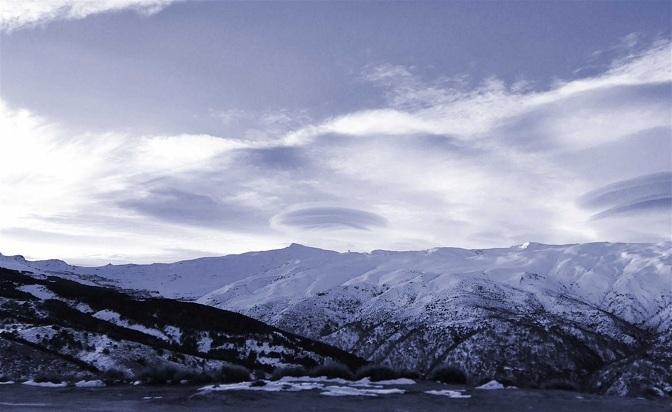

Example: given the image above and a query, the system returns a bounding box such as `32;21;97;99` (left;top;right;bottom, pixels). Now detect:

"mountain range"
1;241;670;396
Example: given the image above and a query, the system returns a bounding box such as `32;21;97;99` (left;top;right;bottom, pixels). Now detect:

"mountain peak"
285;243;333;252
287;243;310;249
517;241;555;250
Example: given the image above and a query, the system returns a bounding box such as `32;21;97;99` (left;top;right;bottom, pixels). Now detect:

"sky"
0;0;670;264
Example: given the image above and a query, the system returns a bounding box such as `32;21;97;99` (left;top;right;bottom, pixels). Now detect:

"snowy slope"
2;241;671;395
197;242;671;326
5;242;669;325
0;267;364;383
189;242;671;397
1;245;340;299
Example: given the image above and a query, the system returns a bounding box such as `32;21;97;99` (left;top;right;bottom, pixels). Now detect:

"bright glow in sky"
0;1;670;264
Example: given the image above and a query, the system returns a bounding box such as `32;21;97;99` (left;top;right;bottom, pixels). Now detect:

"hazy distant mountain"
1;241;670;396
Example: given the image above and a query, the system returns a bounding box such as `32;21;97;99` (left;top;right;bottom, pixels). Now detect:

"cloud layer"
0;0;174;32
580;172;672;219
0;37;670;263
273;206;387;231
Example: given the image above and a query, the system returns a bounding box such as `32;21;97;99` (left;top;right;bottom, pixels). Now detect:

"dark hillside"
0;267;365;382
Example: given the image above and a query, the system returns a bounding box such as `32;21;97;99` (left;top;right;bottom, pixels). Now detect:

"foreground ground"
0;380;669;412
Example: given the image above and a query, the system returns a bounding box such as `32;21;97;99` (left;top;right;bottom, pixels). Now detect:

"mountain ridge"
0;267;365;384
1;241;670;396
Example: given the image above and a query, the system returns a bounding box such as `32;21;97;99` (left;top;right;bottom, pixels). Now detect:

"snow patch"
17;326;57;343
92;310;169;340
163;326;182;343
22;380;67;388
75;302;94;313
198;335;213;353
374;378;416;385
75;380;106;388
199;380;323;393
476;380;505;390
17;285;58;300
277;376;374;386
198;377;410;396
425;389;471;398
320;385;405;397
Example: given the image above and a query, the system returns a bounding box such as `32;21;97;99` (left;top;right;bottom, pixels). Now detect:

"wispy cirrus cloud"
285;39;671;149
0;0;176;33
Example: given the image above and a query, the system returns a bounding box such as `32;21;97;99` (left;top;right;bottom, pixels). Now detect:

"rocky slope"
1;241;670;396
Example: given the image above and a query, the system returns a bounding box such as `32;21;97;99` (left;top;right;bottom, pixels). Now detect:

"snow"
75;302;94;313
476;380;505;390
74;380;106;388
0;254;40;273
320;385;405;397
0;381;15;385
92;309;121;322
199;377;410;396
197;335;213;353
22;380;67;388
318;386;377;397
13;244;340;299
17;326;57;343
373;378;416;385
189;241;672;332
277;376;377;386
4;242;669;332
163;326;182;343
77;334;119;371
2;241;670;393
16;285;58;300
425;389;471;398
92;310;169;340
199;381;323;393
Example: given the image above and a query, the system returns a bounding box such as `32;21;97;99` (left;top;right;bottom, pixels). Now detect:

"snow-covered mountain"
1;241;670;396
0;267;364;383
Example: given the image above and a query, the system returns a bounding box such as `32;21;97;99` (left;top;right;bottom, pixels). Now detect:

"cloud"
0;99;282;262
285;40;672;149
117;188;270;231
0;37;670;263
493;82;671;151
278;39;671;248
234;146;308;171
208;108;313;142
580;172;672;219
273;206;387;231
361;64;468;110
591;198;671;219
0;0;175;33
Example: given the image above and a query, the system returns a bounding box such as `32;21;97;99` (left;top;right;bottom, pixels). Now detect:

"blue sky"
0;1;670;264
